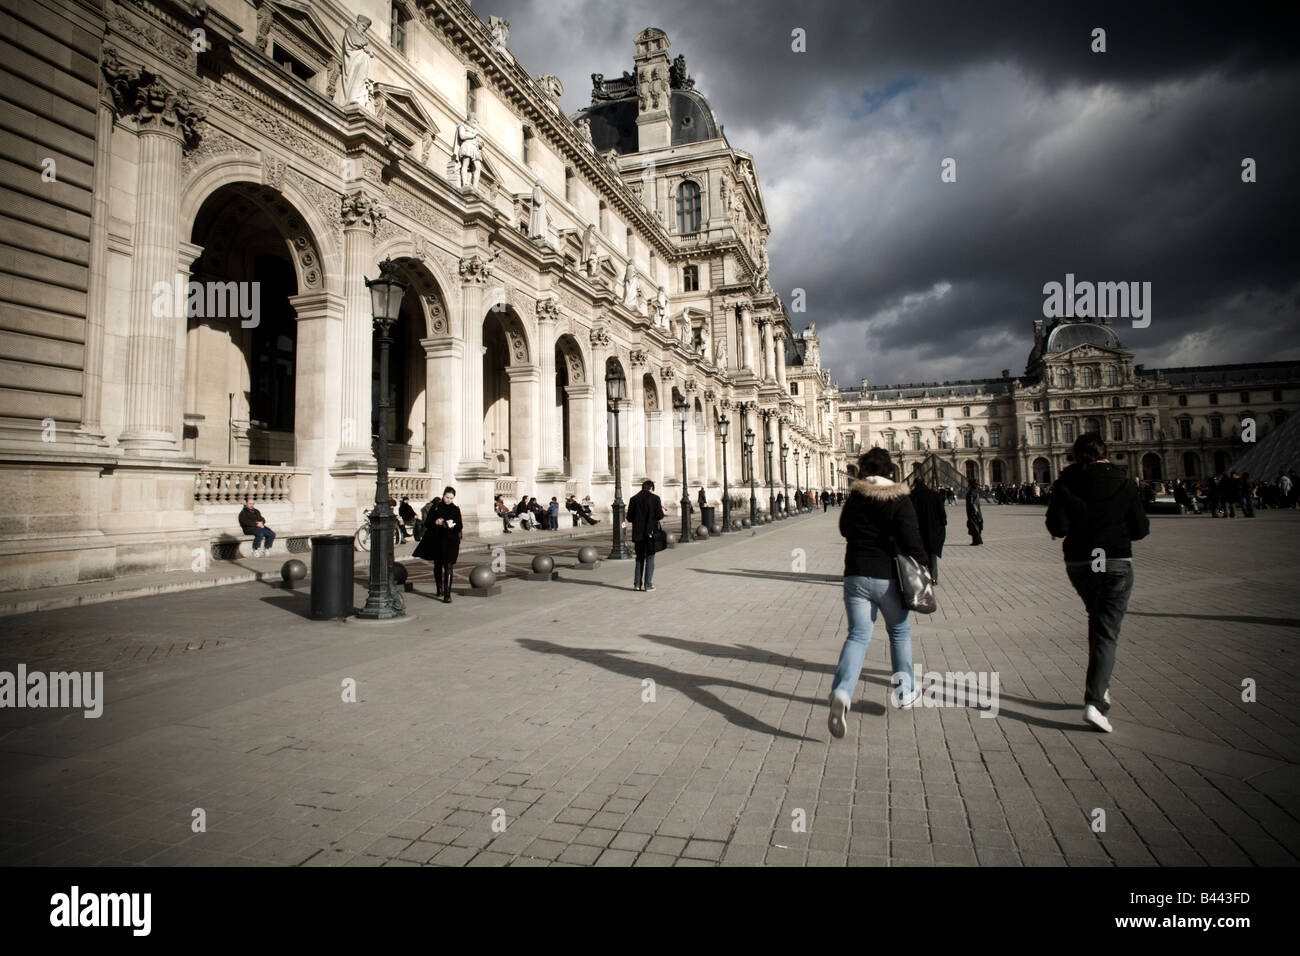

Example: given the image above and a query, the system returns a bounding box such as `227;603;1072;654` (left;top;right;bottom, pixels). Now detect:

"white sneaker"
1104;689;1111;705
828;691;850;739
252;548;262;558
1083;704;1112;733
894;684;923;709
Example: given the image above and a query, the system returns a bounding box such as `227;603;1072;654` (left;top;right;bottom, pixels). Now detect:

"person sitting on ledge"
238;497;275;557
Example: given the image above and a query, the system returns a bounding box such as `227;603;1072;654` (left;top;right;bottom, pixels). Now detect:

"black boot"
434;564;443;598
443;568;453;603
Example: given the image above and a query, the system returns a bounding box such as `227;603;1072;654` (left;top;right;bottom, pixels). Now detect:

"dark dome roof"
572;89;721;155
1046;321;1121;353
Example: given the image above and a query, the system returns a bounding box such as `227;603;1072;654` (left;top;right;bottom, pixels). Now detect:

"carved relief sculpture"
528;181;549;242
453;121;483;191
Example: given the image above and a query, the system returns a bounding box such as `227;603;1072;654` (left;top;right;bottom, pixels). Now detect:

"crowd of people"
1158;470;1297;516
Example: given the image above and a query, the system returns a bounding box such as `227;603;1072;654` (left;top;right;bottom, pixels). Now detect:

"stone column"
457;254;492;475
629;360;648;480
79;73;117;443
507;365;539;485
566;383;595;489
590;325;611;480
646;410;664;490
702;398;717;491
760;317;776;384
774;330;788;391
535;299;561;474
337;191;385;461
422;336;463;486
119;78;202;453
292;291;346;528
741;302;756;371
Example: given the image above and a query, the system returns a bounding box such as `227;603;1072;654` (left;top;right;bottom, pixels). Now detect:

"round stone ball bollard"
577;545;600;565
531;554;555;574
731;520;742;531
695;525;709;539
665;532;678;548
740;518;751;528
711;523;722;535
281;558;307;589
468;565;496;589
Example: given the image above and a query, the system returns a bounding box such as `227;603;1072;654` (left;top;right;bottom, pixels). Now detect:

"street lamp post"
804;452;811;507
781;441;791;518
744;427;757;526
764;431;775;520
358;258;407;620
719;415;731;532
675;397;693;542
607;366;628;559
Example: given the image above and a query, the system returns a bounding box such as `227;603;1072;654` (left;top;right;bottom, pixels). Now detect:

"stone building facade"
834;314;1298;488
0;1;834;590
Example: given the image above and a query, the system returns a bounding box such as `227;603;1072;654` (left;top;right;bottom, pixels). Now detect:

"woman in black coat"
965;477;983;545
910;476;947;584
413;486;462;603
827;448;930;740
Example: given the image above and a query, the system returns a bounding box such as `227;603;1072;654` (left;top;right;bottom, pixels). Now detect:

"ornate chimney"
633;28;672;150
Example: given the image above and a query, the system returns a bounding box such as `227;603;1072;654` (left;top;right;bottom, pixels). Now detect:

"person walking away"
1238;472;1255;517
1045;433;1149;733
823;489;831;513
238;497;275;557
911;476;947;585
965;477;983;545
828;448;929;739
398;496;416;542
627;479;665;591
413;486;462;603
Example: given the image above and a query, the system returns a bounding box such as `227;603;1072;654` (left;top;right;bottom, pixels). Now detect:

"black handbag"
890;534;937;614
652;523;668;552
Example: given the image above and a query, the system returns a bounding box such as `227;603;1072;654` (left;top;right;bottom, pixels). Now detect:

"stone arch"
180;163;339;297
483;301;531;365
1141;452;1163;481
642;372;659;411
374;239;457;336
1032;456;1052;484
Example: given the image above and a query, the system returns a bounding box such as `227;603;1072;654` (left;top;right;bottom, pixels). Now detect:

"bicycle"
354;508;403;551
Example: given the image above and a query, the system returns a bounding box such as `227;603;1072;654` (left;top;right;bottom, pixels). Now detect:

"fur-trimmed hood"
849;476;911;500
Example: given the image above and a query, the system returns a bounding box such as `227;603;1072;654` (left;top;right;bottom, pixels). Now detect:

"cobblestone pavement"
1;506;1297;867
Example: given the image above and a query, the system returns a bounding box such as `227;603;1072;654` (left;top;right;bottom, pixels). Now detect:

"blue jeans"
251;527;275;549
634;537;655;588
832;575;914;703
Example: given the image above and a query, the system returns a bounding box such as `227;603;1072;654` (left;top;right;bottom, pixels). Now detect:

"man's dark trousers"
1065;560;1134;714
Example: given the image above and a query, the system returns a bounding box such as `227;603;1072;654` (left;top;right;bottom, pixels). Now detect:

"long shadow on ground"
517;636;818;742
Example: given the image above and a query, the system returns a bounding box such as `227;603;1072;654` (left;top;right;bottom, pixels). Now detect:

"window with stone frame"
963;406;971;416
1111;419;1124;441
391;2;411;56
467;71;480;118
1063;421;1076;443
1209;392;1219;405
989;426;1000;447
676;181;702;234
522;125;534;166
565;167;575;203
962;430;974;449
682;264;698;291
936;407;944;419
1112;396;1121;408
1032;400;1041;412
1141;394;1151;406
598;200;608;234
1032;423;1044;445
1210;417;1222;437
910;408;918;419
1179;418;1192;439
911;433;922;451
256;2;338;95
790;382;799;395
1140;419;1154;441
1177;394;1187;406
884;410;891;421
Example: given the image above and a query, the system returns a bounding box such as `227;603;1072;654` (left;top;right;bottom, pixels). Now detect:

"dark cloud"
485;1;1300;385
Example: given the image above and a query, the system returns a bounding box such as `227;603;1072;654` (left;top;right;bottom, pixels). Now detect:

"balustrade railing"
389;473;434;502
195;466;300;504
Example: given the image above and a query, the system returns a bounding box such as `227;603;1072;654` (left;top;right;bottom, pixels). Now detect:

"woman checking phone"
414;485;462;603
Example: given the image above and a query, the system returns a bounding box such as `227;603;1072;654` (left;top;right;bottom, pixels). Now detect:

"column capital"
589;323;612;349
459;254;494;284
110;58;204;150
341;190;385;234
629;348;648;367
535;296;560;321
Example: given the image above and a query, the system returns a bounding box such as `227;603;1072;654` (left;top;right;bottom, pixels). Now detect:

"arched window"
910;408;918;420
885;410;891;421
1141;394;1151;406
1111;396;1120;408
790;382;799;395
1063;399;1071;410
962;406;971;417
676;181;701;234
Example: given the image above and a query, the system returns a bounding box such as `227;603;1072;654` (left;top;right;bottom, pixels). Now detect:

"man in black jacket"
238;498;275;557
965;477;983;545
911;476;947;584
1046;433;1149;733
626;479;665;591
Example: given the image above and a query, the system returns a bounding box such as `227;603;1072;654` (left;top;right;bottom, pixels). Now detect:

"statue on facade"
715;340;727;368
453;121;483;191
528;180;548;241
654;286;668;327
341;15;373;108
488;16;510;51
582;224;598;278
576;116;593;145
622;261;640;310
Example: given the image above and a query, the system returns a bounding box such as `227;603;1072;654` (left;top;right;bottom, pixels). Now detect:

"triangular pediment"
371;83;437;138
269;0;337;63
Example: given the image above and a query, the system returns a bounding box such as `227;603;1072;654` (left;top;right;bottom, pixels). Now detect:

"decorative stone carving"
590;325;611;349
110;9;191;70
720;397;732;410
660;366;675;382
528;181;548;241
581;224;598;279
424;294;448;334
488;15;510;50
341;14;374;108
535;297;560;321
683;378;699;393
459;255;492;284
669;54;695;90
703;389;717;403
196;76;330;166
576;117;593;146
263;155;287;190
453;121;483;191
181;122;248;176
341;191;384;233
629;349;648;367
537;73;564;102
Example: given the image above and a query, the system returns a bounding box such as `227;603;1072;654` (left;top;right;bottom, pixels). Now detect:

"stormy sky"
482;0;1300;388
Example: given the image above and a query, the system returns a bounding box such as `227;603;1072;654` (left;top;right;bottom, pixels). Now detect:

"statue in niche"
582;224;598;278
341;15;373;108
715;340;727;368
623;261;640;310
655;286;668;327
454;121;482;191
528;180;549;241
650;67;666;108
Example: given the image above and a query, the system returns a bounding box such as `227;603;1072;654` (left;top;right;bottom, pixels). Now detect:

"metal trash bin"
700;506;716;530
310;535;355;620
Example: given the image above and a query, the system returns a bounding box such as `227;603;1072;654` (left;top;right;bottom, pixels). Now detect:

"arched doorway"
373;270;428;471
1142;453;1163;481
990;459;1005;483
1182;452;1200;478
964;460;980;483
482;307;530;475
187;183;313;465
1032;457;1052;484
